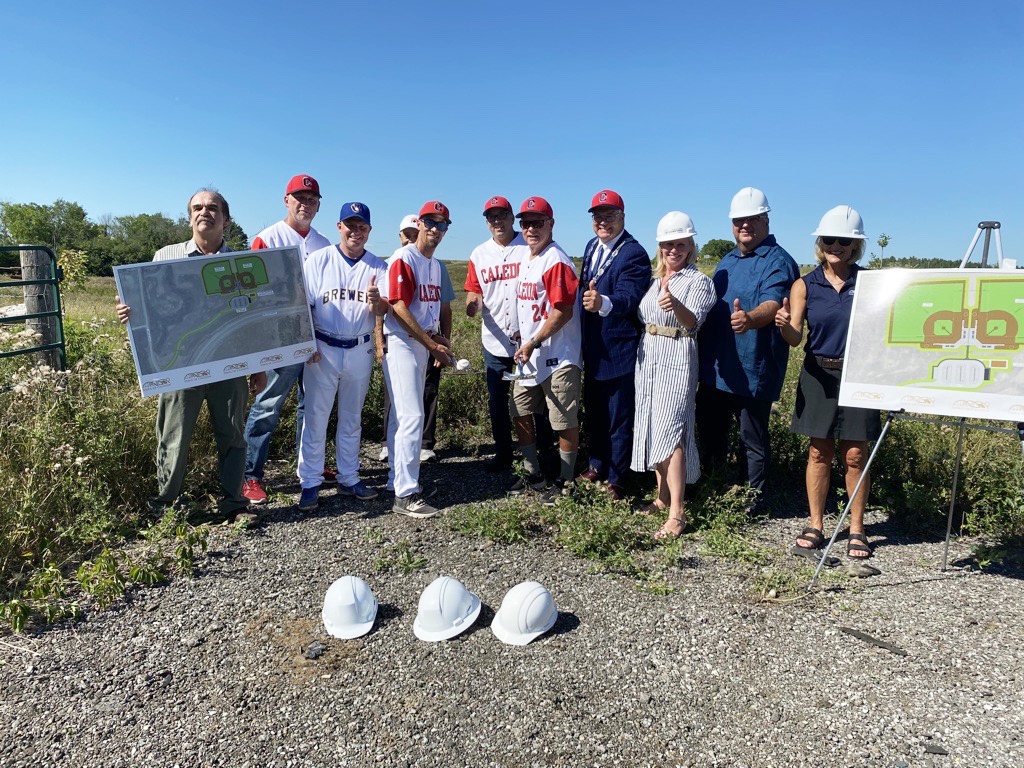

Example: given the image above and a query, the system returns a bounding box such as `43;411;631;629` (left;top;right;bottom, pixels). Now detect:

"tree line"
0;200;249;275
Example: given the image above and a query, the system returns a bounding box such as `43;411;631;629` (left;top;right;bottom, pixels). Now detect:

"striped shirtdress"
630;266;717;479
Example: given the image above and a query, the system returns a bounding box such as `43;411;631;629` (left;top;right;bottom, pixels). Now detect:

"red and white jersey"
304;246;387;339
465;233;529;357
382;244;444;336
515;241;581;385
251;220;330;258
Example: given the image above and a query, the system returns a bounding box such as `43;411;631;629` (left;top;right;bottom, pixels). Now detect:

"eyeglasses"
519;218;550;231
820;236;854;247
484;212;511;223
732;215;764;226
421;219;450;232
592;212;621;224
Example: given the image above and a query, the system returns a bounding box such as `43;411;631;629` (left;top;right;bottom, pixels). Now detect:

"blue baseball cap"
339;202;371;225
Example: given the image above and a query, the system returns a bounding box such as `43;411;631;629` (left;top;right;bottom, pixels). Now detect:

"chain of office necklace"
588;240;625;282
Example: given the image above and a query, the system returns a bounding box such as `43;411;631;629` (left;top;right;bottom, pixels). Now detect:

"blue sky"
2;1;1021;265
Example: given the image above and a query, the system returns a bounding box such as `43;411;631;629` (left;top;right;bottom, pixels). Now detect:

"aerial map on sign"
114;246;315;397
839;269;1024;422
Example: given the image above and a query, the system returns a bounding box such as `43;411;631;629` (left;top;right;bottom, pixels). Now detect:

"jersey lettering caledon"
515;241;581;386
251;220;330;257
465;233;528;357
382;244;443;336
303;246;387;339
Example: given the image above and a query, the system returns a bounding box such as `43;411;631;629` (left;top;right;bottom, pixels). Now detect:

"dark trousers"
696;384;772;495
583;372;635;488
483;348;515;463
381;361;441;450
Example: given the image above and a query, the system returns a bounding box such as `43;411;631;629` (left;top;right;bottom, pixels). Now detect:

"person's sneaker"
297;485;320;511
338;480;378;500
393;493;439;519
322;468;337;484
419;448;436;463
508;474;548;495
378;446;388;461
541;479;570;507
242;477;268;505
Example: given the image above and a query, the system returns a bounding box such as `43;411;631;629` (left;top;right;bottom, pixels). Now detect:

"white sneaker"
393;493;439;519
419;448;436;462
378;446;388;461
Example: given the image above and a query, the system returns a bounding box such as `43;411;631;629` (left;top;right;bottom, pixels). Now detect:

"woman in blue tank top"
775;206;880;560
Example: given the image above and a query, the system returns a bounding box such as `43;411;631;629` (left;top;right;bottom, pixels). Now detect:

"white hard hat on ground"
491;581;558;646
322;576;378;639
728;187;771;219
656;211;697;243
413;576;481;642
813;205;867;239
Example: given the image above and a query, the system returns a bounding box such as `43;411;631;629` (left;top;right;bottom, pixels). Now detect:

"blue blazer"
579;230;652;380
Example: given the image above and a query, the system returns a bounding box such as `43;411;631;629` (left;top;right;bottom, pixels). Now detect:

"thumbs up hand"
366;274;380;308
582;278;602;313
657;283;677;313
730;298;751;333
774;297;791;329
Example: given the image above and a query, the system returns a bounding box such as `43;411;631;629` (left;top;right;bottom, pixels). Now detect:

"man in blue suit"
578;189;652;500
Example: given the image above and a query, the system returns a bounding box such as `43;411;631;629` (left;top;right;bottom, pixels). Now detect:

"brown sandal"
654;512;687;540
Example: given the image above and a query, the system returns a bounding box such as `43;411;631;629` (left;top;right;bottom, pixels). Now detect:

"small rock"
304;640;325;660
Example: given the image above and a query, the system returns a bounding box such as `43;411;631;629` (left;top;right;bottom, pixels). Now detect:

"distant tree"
877;233;891;260
697;238;734;264
224;220;249;251
0;200;96;251
83;212;192;274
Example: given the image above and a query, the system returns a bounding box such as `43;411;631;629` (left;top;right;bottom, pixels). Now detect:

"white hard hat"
413;576;481;642
812;205;867;239
322;575;378;639
491;581;558;646
656;211;697;243
728;187;771;219
399;214;419;231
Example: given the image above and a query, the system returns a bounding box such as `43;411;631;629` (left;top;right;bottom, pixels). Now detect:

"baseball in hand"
456;358;470;371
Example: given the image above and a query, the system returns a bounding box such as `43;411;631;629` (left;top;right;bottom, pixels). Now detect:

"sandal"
846;533;873;559
795;526;826;550
654;512;687;541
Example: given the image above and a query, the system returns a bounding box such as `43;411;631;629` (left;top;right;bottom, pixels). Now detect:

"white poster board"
839;268;1024;422
114;247;315;397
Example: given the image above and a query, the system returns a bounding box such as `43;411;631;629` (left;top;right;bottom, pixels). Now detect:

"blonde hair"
814;237;865;264
654;237;697;277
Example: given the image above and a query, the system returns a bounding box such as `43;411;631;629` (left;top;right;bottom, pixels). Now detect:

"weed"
375;541;427;575
444;497;533;544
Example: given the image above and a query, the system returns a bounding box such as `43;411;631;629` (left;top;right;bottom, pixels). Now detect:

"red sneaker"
242;477;268;505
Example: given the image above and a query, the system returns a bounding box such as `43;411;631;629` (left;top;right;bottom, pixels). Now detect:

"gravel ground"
2;448;1023;768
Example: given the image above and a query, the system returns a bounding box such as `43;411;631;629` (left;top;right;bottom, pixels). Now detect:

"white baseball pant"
297;341;374;489
382;331;429;498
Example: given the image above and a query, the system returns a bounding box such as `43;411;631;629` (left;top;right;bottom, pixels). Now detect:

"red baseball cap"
285;174;321;198
516;196;554;218
483;196;513;214
588;189;624;213
418;200;451;223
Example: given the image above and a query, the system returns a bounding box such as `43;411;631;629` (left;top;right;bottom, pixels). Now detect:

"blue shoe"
338;480;378;500
298;485;320;511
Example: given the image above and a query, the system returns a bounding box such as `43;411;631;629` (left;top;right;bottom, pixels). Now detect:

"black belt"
315;330;371;349
814;355;844;371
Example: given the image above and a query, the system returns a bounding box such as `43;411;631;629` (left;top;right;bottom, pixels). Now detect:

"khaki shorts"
511;365;581;431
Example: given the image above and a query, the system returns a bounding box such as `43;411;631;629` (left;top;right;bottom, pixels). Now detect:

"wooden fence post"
20;246;59;368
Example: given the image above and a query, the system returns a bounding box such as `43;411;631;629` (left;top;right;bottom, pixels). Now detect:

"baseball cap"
286;174;321;198
418;201;451;223
516;196;554;219
339;202;371;225
483;196;513;215
588;189;624;213
399;214;419;231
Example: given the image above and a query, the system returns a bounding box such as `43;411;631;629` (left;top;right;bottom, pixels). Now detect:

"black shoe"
509;474;547;495
485;457;514;473
541;479;569;507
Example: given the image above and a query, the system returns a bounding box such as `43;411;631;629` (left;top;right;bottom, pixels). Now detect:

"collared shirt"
802;263;862;359
153;238;231;262
698;234;800;401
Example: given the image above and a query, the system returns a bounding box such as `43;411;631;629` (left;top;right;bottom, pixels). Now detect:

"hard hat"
656;211;697;242
413;576;481;642
728;187;771;219
812;205;867;239
322;576;378;639
491;581;558;646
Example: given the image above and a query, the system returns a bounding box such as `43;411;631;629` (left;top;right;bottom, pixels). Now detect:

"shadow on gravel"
548;611;581;637
372;602;405;634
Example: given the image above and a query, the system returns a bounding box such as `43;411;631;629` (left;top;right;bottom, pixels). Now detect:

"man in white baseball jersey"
381;201;455;519
510;197;582;504
241;174;331;504
296;202;387;511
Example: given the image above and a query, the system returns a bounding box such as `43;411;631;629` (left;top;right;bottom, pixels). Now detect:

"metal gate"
0;245;67;371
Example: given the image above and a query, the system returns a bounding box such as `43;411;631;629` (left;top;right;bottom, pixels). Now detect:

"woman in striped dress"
632;212;717;539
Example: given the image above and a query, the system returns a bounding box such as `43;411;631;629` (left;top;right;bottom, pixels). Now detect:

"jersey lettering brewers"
383;244;443;335
465;233;528;357
515;242;582;385
251;219;330;257
304;246;388;340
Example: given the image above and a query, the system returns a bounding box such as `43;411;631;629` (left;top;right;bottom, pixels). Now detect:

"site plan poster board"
839;269;1024;423
114;247;315;397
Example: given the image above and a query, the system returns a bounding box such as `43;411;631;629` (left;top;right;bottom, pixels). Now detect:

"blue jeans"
244;362;304;480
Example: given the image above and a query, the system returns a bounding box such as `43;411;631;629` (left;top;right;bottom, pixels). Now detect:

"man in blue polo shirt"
697;187;799;509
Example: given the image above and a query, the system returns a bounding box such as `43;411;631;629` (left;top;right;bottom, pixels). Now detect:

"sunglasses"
820;236;854;247
520;218;550;231
484;212;511;223
421;219;450;232
592;212;621;224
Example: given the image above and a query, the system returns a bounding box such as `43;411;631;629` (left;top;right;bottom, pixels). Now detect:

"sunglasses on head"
421;219;450;232
820;236;854;247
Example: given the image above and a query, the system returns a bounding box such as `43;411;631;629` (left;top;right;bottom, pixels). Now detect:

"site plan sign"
840;269;1024;422
114;247;314;397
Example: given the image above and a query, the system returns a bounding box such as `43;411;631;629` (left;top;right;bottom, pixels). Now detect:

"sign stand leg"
942;418;968;571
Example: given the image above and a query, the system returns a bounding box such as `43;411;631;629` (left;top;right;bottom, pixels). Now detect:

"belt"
646;323;693;339
814;355;844;370
315;330;372;349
